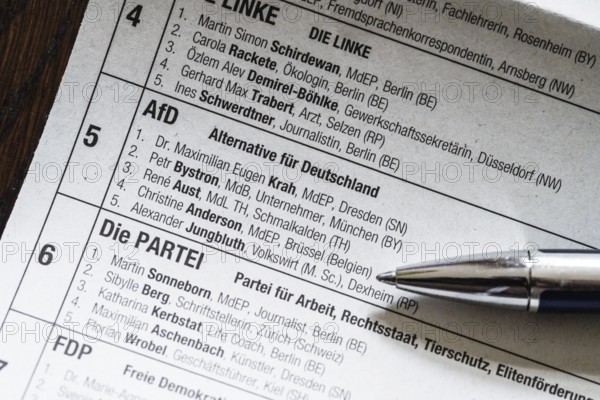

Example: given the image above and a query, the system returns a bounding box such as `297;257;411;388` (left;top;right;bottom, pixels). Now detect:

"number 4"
0;360;7;371
126;5;143;27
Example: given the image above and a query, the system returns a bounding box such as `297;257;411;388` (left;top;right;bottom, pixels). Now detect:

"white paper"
1;0;599;398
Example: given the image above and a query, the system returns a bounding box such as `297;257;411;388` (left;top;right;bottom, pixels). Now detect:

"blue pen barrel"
538;291;600;313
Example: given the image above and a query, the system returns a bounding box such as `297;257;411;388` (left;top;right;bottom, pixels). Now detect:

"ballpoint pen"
377;250;600;312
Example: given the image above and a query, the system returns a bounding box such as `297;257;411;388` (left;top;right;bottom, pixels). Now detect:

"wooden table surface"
0;0;89;236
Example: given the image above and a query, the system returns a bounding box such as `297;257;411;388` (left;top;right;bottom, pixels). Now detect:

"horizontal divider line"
99;70;597;249
8;308;273;400
56;191;600;386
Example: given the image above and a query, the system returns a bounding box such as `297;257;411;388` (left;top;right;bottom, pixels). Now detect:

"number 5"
83;124;102;147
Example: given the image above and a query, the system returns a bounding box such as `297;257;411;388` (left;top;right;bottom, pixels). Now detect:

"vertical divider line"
18;2;177;398
0;0;128;332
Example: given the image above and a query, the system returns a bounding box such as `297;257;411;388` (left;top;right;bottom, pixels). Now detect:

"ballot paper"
1;0;599;398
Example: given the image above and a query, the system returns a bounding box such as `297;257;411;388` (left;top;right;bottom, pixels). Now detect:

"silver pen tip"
380;254;532;310
376;271;396;285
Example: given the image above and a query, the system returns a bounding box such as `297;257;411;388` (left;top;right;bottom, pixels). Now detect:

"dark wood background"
0;0;89;236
